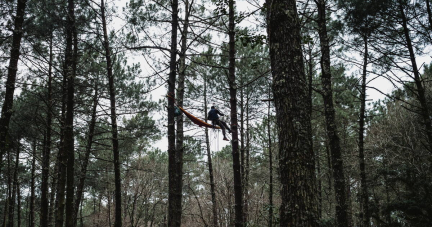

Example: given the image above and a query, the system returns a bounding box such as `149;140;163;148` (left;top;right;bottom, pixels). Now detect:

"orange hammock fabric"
177;106;221;129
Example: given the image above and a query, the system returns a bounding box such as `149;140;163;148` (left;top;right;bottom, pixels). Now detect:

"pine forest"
0;0;431;226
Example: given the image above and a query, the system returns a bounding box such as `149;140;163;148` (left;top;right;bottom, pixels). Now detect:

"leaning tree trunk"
74;79;99;226
101;1;122;226
0;0;27;171
228;0;243;226
399;1;432;153
167;0;179;224
266;0;318;225
316;0;349;226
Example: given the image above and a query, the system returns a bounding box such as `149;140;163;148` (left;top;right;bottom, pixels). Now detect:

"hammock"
177;106;221;129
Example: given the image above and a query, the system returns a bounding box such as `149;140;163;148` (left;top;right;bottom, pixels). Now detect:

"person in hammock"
208;106;232;141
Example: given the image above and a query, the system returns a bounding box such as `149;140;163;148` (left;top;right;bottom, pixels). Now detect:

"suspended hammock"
177;105;221;129
167;94;220;129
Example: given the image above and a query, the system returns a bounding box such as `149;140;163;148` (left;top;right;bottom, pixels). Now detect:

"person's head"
211;106;215;109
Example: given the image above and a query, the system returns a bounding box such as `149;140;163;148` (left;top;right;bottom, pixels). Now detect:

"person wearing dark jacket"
208;106;231;141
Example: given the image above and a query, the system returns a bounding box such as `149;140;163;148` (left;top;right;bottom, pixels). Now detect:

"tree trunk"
228;0;243;225
267;87;273;227
399;1;432;153
55;28;70;227
17;179;21;227
316;0;349;226
74;79;99;226
204;74;218;227
172;0;190;224
9;145;20;227
101;1;122;226
64;0;77;225
40;35;54;227
7;145;18;227
0;0;27;168
49;152;59;227
4;150;11;227
244;98;250;224
266;0;318;225
358;36;370;227
29;140;36;227
167;0;179;223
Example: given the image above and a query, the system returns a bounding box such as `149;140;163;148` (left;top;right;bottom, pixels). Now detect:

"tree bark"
228;0;243;225
101;1;122;226
316;0;349;226
0;0;27;171
167;0;179;223
266;0;318;225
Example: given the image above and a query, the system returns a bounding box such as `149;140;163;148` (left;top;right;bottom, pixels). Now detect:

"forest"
0;0;431;226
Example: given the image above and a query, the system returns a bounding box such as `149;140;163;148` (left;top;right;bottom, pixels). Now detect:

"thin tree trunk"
40;35;54;227
240;87;245;184
359;36;370;227
49;152;59;227
100;1;122;226
55;32;70;227
399;1;432;153
0;0;27;168
17;179;21;227
167;0;179;223
172;0;190;224
4;143;11;227
244;99;250;224
204;75;218;227
9;145;20;227
64;0;77;225
266;0;318;225
29;140;36;227
228;0;243;225
267;86;273;227
74;80;99;226
7;144;15;227
316;0;349;226
307;45;321;219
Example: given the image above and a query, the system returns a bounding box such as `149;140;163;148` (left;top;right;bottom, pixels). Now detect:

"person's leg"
216;119;227;139
220;120;231;133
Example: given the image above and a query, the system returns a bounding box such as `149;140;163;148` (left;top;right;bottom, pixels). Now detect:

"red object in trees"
177;106;221;129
